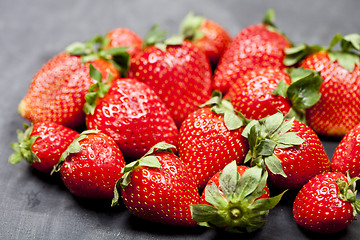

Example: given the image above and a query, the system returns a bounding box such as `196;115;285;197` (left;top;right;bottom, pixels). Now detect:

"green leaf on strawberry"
180;11;205;41
143;24;184;51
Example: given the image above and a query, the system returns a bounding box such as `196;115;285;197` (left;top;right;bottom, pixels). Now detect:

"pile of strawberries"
9;9;360;234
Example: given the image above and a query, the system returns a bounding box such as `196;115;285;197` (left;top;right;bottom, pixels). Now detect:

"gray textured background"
1;0;360;239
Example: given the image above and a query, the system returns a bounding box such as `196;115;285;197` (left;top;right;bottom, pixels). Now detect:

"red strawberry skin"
18;53;119;128
128;40;212;127
86;78;179;160
105;27;143;58
269;120;330;189
213;23;291;93
60;131;125;199
178;107;248;190
121;151;200;226
301;51;360;137
200;165;269;204
331;123;360;178
293;172;354;233
225;67;292;120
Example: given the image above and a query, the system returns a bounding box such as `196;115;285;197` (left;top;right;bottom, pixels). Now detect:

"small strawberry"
128;24;212;127
9;122;79;173
104;27;143;58
213;9;291;93
54;130;126;199
179;11;232;68
190;161;285;233
84;65;178;160
178;91;249;190
284;33;360;137
242;112;330;190
293;172;360;233
331;123;360;178
112;142;200;227
225;67;323;123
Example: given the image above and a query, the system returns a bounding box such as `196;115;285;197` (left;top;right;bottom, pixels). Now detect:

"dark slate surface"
1;0;359;239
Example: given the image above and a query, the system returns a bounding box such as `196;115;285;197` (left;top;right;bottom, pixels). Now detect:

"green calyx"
190;161;286;233
111;142;177;207
83;64;112;115
241;112;305;177
336;172;360;218
9;124;39;165
284;33;360;72
272;67;324;123
65;34;130;77
51;129;99;174
200;91;250;131
179;11;205;42
143;24;184;51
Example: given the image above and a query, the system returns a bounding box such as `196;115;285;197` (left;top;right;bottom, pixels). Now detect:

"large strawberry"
18;34;129;128
178;91;249;190
242;112;330;190
54;130;126;199
212;9;291;93
84;65;178;160
190;161;285;233
284;33;360;137
293;172;360;233
331;123;360;178
104;27;142;58
128;24;212;127
225;67;323;123
112;142;200;227
179;11;232;68
9;122;79;173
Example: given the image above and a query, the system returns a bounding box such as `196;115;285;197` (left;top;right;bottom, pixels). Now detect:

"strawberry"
242;112;330;190
284;33;360;137
128;24;212;127
331;123;360;178
178;91;249;190
104;27;143;58
9;122;79;173
54;130;126;199
179;11;232;68
18;33;130;128
190;161;285;233
84;65;178;160
112;142;200;227
225;67;323;122
293;172;360;233
212;9;291;93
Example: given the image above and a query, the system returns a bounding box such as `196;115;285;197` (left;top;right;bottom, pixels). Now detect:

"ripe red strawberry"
242;112;330;190
178;91;249;190
331;123;360;178
180;11;232;68
293;172;360;233
285;33;360;137
225;67;323;122
104;27;142;58
9;122;79;173
128;24;212;127
190;161;285;233
212;9;291;93
112;142;200;226
55;130;126;199
84;65;178;160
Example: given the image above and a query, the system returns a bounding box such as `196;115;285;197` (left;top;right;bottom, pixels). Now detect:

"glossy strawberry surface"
128;40;212;127
121;151;200;226
213;23;291;93
60;131;125;199
225;67;292;120
105;27;143;58
301;51;360;137
178;107;248;190
18;53;119;128
86;78;179;160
